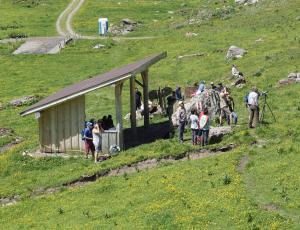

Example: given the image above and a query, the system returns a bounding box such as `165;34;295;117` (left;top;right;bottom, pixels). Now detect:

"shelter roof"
21;52;167;116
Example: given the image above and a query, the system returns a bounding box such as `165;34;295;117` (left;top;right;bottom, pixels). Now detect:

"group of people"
82;115;115;162
175;64;261;145
177;101;210;146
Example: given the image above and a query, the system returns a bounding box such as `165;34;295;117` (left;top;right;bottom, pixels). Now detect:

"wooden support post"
115;82;124;149
141;69;149;128
130;76;137;136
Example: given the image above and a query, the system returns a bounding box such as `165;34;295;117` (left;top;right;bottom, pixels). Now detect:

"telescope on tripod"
260;91;276;123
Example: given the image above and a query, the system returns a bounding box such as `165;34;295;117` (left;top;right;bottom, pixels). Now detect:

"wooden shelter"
21;52;167;153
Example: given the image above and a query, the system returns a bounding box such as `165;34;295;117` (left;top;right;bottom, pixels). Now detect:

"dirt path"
238;152;300;226
1;144;235;206
56;0;79;36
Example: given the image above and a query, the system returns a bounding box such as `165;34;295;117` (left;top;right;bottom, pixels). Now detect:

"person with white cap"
177;100;187;142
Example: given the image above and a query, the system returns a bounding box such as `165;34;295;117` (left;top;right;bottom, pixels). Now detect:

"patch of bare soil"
1;144;236;206
0;137;22;154
238;155;250;173
263;203;280;212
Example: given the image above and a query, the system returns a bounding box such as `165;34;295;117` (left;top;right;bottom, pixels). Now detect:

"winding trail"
55;0;157;40
0;0;157;45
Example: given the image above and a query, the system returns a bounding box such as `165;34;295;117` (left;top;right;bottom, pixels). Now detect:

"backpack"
81;128;85;140
243;94;249;104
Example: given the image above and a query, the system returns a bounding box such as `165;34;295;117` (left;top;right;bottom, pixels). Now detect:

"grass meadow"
0;0;300;228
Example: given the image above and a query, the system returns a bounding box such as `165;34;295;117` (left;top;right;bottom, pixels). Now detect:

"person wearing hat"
177;100;187;143
83;122;95;159
210;82;217;90
216;82;224;92
248;86;260;128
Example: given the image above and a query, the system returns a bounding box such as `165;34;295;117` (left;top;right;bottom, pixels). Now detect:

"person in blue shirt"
198;80;206;93
175;86;182;101
83;122;95;159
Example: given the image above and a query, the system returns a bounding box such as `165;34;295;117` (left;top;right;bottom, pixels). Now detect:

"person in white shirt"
189;109;199;145
232;64;240;78
248;86;260;128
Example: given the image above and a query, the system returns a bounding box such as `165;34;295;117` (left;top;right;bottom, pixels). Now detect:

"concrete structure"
13;37;72;55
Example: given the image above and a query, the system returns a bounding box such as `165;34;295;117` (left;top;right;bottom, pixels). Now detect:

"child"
190;109;199;145
199;108;210;146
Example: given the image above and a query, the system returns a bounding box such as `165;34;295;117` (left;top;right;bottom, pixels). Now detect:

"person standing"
190;109;199;145
248;87;260;128
177;101;186;143
83;122;95;159
199;108;210;146
232;64;240;78
175;86;182;101
227;94;238;125
196;80;206;94
219;88;231;126
135;87;142;110
92;122;104;163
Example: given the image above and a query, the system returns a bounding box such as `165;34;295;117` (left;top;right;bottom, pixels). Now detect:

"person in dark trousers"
199;107;210;146
135;87;142;110
248;86;259;128
189;109;199;145
175;86;182;101
177;100;186;143
83;122;95;159
167;91;176;119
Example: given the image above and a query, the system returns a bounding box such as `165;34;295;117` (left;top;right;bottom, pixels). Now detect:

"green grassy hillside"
0;0;68;39
0;0;300;228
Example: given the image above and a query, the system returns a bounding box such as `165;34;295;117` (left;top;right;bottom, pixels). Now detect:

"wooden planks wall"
39;96;85;153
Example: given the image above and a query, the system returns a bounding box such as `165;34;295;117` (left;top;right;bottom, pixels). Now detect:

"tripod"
260;94;276;123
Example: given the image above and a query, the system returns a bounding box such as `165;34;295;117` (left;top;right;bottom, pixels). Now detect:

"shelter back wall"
39;96;85;153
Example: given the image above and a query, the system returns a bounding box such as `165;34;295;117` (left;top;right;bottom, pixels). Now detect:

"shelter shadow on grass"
123;121;170;149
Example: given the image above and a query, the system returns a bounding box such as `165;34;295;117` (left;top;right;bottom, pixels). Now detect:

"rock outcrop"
226;46;246;59
278;73;300;85
235;0;259;4
209;126;232;143
171;89;221;126
9;95;39;107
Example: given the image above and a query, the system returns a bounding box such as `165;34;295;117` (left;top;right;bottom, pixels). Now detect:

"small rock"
122;18;137;25
236;83;245;88
209;126;232;143
235;0;258;4
168;11;174;14
185;32;198;37
255;38;263;42
9;95;39;107
0;127;13;137
93;44;105;49
226;45;247;59
287;72;299;79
